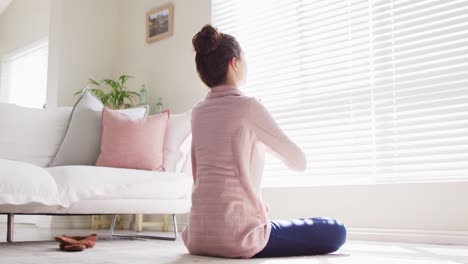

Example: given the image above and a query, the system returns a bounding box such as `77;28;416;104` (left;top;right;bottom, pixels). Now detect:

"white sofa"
0;102;193;242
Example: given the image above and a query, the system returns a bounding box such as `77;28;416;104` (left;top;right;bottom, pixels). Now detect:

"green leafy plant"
74;75;141;109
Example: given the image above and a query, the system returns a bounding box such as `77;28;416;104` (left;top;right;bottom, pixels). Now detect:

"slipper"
55;236;79;245
62;244;86;252
63;234;97;241
63;234;97;248
55;234;97;249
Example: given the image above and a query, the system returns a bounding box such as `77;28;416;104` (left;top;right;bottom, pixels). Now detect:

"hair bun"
193;25;223;55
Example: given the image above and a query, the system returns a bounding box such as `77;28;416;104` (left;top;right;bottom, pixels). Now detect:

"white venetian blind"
0;39;49;109
212;0;468;185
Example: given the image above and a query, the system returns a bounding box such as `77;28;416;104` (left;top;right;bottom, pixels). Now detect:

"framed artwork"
146;3;174;43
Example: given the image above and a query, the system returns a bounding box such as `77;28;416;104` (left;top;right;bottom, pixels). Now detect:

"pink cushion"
96;108;170;171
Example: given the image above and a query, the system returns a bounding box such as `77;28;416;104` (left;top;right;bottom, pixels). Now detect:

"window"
0;39;49;108
212;0;468;185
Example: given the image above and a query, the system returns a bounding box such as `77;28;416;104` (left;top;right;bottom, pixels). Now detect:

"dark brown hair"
192;24;242;88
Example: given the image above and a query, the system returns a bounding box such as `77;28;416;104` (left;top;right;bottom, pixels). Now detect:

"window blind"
0;39;49;109
212;0;468;184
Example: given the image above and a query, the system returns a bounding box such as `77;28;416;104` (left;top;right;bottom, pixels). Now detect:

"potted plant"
75;75;141;109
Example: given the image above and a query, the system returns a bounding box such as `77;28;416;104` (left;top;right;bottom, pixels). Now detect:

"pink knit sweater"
181;84;307;258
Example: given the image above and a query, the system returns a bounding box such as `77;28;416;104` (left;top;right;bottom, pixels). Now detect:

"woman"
181;24;347;258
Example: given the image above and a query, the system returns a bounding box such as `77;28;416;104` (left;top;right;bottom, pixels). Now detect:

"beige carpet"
1;236;467;264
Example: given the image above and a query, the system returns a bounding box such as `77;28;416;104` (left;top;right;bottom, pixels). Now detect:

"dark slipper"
63;234;97;241
55;236;79;245
63;234;97;248
62;244;86;252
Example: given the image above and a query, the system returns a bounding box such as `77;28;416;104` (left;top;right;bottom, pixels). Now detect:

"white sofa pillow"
0;159;63;206
176;134;192;173
0;103;72;167
49;89;149;166
163;111;192;171
179;137;193;178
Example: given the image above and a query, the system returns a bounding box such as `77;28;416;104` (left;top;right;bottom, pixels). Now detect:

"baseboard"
348;227;468;246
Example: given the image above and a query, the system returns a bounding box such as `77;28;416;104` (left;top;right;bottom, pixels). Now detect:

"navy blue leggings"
252;217;347;258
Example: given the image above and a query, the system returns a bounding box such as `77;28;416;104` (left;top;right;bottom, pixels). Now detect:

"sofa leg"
7;213;14;242
109;214;178;241
110;214;118;236
173;214;178;236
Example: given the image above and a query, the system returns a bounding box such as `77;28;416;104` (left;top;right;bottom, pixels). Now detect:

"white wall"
0;0;118;108
48;0;210;113
115;0;210;114
0;0;50;57
46;0;119;108
0;0;50;102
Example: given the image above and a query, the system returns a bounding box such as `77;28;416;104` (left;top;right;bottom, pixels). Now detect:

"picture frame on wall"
146;3;174;43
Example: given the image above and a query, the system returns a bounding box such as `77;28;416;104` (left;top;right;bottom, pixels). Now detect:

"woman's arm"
248;98;307;171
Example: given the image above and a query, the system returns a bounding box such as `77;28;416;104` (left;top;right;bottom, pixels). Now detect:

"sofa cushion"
163;111;192;172
49;89;149;167
179;135;193;177
0;103;72;167
0;159;63;206
96;108;169;171
46;165;192;202
177;134;192;173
